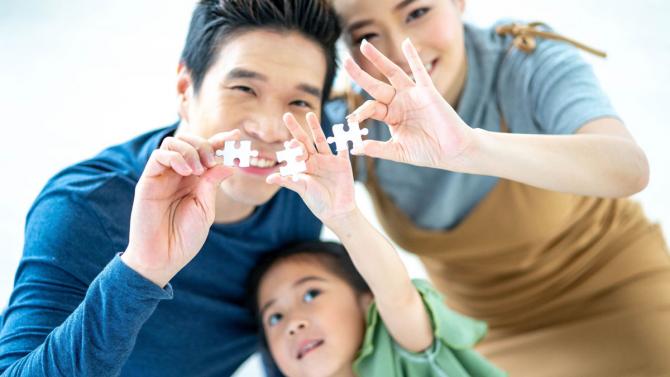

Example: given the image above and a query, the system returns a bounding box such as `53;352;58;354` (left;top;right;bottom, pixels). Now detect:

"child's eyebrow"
259;276;328;319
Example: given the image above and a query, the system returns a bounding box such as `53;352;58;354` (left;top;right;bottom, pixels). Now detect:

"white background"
1;1;668;375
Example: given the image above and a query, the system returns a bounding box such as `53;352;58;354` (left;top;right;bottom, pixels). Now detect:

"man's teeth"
249;157;276;168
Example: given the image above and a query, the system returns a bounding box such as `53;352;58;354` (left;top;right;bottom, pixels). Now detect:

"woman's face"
333;0;467;104
258;257;370;377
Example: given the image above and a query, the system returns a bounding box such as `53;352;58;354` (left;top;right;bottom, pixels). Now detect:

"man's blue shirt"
0;124;321;376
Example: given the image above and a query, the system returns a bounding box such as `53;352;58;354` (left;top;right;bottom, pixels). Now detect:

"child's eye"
267;313;283;327
406;7;430;23
230;85;256;96
291;99;313;109
303;289;321;303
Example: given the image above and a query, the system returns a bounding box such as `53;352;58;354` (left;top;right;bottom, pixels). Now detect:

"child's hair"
247;241;371;345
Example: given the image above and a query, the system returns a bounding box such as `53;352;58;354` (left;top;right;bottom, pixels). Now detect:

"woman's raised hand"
344;38;474;171
266;112;357;225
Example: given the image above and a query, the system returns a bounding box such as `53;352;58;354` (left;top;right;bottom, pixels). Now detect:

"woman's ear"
176;62;194;123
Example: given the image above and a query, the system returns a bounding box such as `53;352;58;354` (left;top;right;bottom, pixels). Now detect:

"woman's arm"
345;39;649;198
267;113;433;353
461;117;649;197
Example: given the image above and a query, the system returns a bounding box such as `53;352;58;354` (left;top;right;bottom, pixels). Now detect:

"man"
0;0;340;375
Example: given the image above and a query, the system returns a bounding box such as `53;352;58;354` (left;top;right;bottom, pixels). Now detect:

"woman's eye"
291;99;312;109
406;7;430;23
303;289;321;303
353;33;378;45
231;85;256;95
268;313;283;327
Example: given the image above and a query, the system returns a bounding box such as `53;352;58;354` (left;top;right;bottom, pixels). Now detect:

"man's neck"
213;190;256;224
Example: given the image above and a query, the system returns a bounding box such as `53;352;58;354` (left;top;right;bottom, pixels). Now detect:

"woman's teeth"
249;157;276;168
424;61;434;73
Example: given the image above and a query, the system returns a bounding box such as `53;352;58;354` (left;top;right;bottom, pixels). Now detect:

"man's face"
178;30;327;207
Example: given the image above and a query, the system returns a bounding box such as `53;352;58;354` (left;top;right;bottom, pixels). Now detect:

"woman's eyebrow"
347;19;373;34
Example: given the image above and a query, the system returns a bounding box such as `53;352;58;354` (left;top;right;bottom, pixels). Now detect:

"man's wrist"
120;251;173;289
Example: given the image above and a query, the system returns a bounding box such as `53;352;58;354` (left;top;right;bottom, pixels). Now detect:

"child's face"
333;0;466;102
258;257;371;377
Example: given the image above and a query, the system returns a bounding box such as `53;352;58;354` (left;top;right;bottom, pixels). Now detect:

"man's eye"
268;313;283;327
353;33;378;45
406;7;430;23
231;85;256;95
303;289;321;303
291;100;312;108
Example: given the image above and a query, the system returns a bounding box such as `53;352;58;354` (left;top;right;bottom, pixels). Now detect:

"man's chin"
219;178;280;207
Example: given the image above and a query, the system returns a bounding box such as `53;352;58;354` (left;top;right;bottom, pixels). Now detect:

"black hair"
246;241;371;354
180;0;341;103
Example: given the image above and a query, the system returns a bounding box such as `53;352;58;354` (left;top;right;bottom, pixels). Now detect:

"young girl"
325;0;670;375
250;112;507;377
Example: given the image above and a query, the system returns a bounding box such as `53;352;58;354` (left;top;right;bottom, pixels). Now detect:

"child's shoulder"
353;279;507;376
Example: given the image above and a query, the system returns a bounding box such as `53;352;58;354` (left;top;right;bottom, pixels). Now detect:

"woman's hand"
266;112;357;226
344;38;475;171
121;131;239;287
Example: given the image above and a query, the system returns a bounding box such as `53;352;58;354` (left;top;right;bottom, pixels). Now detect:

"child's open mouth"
296;339;324;360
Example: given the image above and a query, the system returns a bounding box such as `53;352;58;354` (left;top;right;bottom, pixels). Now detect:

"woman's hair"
180;0;342;102
246;241;371;352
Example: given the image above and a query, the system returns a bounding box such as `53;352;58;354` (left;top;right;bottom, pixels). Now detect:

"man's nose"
242;114;291;144
287;319;308;336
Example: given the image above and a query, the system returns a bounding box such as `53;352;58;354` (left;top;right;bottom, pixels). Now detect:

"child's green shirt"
353;280;507;377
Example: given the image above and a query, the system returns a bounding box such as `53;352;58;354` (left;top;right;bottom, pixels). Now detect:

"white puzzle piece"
326;121;369;152
215;140;259;167
276;141;306;181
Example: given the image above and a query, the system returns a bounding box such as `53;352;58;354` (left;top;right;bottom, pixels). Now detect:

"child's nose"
287;319;308;336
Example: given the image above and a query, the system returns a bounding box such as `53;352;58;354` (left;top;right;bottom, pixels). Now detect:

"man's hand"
121;130;239;287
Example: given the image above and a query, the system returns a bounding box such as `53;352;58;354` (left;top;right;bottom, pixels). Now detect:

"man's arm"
0;196;172;376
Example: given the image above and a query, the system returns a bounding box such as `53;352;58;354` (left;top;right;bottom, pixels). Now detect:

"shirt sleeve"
353;279;507;377
0;194;173;376
498;30;620;136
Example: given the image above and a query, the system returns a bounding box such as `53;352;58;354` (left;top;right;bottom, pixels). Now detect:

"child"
248;112;507;377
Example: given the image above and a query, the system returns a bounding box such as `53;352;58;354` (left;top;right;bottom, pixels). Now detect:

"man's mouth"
248;156;278;168
296;339;324;360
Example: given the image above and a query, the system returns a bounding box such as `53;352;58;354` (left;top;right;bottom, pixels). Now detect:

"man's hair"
180;0;341;102
247;240;371;326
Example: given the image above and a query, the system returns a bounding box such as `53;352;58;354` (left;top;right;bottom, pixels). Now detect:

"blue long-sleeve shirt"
0;124;321;376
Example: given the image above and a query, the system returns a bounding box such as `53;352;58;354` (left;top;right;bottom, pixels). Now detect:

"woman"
325;0;670;375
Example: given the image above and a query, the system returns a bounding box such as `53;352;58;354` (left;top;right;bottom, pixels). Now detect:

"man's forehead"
216;30;326;86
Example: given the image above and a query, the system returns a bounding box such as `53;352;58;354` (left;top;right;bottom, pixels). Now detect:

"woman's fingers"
343;57;396;104
360;39;414;90
306;112;332;155
283;113;317;155
347;100;388;124
351;139;402;162
402;38;432;87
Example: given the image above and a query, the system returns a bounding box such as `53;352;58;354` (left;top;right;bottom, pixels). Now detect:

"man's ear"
176;62;194;122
